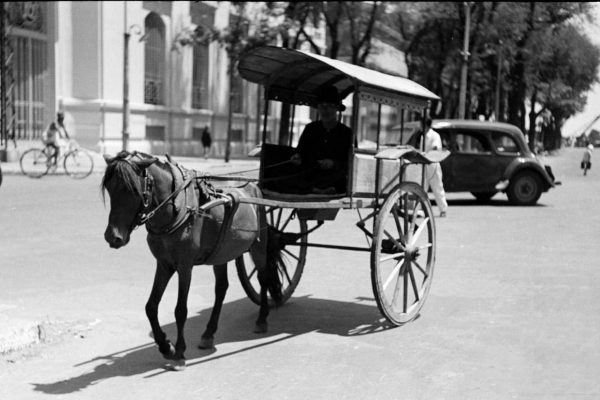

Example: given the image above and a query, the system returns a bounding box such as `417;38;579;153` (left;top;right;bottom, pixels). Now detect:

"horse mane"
101;151;217;206
100;154;145;204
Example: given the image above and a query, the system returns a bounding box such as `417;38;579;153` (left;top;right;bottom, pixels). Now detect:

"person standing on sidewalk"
581;144;593;176
423;117;448;217
201;126;212;159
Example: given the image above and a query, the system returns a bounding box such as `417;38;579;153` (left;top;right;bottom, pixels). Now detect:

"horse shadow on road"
31;295;395;395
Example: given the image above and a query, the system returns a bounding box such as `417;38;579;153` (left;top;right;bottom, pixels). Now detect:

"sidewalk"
0;150;261;178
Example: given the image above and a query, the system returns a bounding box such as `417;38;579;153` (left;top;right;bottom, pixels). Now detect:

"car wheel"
507;171;542;205
471;191;496;202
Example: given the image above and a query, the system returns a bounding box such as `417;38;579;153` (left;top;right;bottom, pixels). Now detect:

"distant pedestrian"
581;144;593;176
201;126;212;159
423;117;448;217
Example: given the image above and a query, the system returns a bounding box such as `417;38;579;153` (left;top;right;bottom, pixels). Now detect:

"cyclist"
42;112;70;168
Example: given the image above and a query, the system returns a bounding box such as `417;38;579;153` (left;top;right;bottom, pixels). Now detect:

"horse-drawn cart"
233;46;447;325
102;46;447;369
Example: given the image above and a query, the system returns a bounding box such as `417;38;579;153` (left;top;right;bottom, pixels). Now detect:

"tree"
528;24;600;150
174;3;279;161
388;0;599;148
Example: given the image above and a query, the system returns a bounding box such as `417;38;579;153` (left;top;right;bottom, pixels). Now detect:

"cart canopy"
238;46;440;112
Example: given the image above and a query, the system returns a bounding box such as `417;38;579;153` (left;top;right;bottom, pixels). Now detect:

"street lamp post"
458;2;472;119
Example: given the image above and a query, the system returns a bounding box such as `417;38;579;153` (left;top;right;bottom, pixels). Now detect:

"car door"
438;129;500;192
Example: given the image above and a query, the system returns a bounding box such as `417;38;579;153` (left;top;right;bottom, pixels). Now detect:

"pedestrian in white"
582;144;592;176
423;117;448;217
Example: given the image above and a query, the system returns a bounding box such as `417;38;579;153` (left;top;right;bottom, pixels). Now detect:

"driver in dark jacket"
289;86;352;194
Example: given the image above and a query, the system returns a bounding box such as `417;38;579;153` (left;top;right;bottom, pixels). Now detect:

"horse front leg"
145;262;175;360
171;265;193;371
199;264;228;350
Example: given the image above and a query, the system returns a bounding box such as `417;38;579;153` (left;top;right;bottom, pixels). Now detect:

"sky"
561;2;600;137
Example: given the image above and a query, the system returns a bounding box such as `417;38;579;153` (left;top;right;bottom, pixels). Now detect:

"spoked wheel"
20;148;50;178
64;149;94;179
371;182;436;325
236;207;307;305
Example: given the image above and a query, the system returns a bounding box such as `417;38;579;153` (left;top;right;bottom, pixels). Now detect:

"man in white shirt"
423;117;448;217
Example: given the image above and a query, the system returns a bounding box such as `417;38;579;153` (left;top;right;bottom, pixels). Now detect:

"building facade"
3;1;410;158
4;1;292;158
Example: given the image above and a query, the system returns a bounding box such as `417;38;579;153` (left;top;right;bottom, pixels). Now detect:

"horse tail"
265;226;284;305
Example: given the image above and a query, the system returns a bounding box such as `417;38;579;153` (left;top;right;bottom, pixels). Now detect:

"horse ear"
103;154;114;164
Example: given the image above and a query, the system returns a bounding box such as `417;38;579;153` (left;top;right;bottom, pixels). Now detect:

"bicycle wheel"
20;148;50;178
64;149;94;179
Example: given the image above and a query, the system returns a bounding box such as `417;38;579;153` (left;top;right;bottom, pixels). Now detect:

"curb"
0;316;44;356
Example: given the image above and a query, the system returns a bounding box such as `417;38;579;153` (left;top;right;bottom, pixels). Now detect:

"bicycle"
20;140;94;179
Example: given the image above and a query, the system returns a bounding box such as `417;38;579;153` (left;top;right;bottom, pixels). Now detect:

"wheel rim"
371;182;436;325
64;150;94;179
236;207;307;305
20;149;50;178
514;176;537;202
508;172;542;205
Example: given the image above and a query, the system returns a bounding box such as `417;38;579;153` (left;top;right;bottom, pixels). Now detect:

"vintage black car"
407;120;559;205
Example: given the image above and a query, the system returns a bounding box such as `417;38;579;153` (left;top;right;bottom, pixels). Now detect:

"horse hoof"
168;358;186;371
160;341;176;360
198;337;214;349
254;322;268;334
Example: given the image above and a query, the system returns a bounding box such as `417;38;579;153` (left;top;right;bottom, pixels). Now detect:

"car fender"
501;158;554;191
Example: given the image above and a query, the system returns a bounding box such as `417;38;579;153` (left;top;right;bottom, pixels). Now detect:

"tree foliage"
388;2;599;149
176;2;600;150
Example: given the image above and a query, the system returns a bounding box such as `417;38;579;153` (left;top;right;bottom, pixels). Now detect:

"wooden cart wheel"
371;182;436;325
236;207;307;305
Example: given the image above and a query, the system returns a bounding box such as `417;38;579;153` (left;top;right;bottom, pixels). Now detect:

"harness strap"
197;191;241;265
143;166;196;235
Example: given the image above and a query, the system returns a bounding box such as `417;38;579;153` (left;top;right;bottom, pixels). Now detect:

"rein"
113;152;308;236
138;173;194;225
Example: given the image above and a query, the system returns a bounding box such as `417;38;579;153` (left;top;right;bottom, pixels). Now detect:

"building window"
146;125;165;140
191;2;214;110
231;74;244;113
144;13;165;105
192;44;209;109
7;1;48;140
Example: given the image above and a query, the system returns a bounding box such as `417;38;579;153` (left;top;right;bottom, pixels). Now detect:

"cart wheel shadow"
31;295;397;394
443;198;549;207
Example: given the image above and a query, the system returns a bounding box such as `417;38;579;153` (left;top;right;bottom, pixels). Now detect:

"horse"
101;150;283;370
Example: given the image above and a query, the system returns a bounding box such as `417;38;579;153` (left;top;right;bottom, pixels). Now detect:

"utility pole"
495;40;503;121
458;2;472;119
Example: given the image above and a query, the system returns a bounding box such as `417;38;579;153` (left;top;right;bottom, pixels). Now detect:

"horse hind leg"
255;269;270;334
199;264;228;350
169;265;193;371
250;211;283;334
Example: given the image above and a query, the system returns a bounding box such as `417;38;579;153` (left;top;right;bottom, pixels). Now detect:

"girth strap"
198;191;241;265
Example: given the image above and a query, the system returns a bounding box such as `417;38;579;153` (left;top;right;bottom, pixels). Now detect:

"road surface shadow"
438;198;549;208
31;295;396;394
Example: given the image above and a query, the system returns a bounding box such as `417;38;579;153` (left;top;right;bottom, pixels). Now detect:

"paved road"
0;148;599;399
